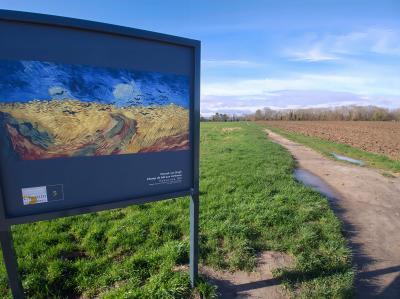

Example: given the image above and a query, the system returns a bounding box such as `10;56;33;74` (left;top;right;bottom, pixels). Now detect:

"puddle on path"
331;153;364;166
294;168;338;200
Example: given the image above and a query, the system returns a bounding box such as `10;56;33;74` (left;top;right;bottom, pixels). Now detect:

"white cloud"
113;81;141;101
286;45;338;62
285;28;400;62
202;72;400;97
200;27;400;115
336;28;400;56
201;72;400;115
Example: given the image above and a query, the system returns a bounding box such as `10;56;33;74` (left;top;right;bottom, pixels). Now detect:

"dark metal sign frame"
0;10;200;298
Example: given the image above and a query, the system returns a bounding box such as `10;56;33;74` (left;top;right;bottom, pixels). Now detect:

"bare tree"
247;105;399;121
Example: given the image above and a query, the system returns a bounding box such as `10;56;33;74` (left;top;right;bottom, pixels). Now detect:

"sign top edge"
0;9;201;48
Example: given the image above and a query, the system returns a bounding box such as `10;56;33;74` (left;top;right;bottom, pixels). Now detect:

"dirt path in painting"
265;129;400;298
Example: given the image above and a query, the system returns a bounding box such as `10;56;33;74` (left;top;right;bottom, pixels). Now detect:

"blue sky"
1;0;399;115
0;60;189;108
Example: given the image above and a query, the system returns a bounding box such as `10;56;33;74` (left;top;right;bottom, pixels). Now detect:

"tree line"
202;106;400;122
201;113;241;122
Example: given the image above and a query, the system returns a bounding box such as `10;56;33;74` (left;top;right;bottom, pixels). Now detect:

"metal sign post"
0;227;24;298
0;181;24;298
190;191;199;287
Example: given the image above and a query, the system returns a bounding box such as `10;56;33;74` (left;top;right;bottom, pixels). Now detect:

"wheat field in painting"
0;60;190;160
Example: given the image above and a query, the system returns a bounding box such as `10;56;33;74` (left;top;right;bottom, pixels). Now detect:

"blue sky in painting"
0;60;189;108
1;1;399;115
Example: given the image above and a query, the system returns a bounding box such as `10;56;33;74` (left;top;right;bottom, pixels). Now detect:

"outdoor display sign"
0;10;200;298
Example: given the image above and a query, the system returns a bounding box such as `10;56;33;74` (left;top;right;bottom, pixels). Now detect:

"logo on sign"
22;185;64;205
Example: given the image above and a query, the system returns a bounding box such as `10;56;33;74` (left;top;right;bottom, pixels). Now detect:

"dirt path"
265;129;400;298
201;251;293;299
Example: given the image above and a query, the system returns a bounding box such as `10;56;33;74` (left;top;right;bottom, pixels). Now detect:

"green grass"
0;122;353;298
266;125;400;173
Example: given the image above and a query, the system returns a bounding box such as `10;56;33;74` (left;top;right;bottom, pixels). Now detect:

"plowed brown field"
264;121;400;160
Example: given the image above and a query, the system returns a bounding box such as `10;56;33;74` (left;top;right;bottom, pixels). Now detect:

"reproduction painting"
0;59;190;160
